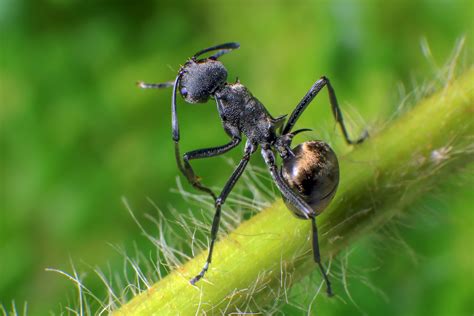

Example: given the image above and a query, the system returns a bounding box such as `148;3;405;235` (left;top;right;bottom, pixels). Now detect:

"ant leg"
311;217;333;296
261;145;333;296
190;141;256;285
175;137;242;201
193;42;240;60
169;73;214;200
282;76;368;145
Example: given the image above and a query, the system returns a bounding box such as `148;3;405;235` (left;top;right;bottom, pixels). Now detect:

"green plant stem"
114;69;474;315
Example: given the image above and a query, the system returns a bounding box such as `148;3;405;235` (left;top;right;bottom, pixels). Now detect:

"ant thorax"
215;82;278;144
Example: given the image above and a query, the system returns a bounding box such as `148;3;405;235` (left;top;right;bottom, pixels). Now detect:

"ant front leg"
138;74;220;198
190;140;256;285
261;145;333;296
175;137;242;201
282;76;368;145
168;71;221;200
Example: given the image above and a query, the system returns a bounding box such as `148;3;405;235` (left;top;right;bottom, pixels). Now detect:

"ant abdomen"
281;141;339;218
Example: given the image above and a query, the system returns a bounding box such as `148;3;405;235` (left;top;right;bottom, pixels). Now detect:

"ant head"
178;59;228;103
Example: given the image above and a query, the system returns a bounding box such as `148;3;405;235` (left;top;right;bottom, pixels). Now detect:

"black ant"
138;42;367;296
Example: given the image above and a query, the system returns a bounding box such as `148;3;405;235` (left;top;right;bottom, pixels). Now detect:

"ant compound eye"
180;87;188;97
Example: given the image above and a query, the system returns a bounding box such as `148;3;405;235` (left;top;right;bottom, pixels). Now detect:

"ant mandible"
138;42;367;296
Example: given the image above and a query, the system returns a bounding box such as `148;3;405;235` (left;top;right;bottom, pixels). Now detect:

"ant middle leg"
282;76;367;145
175;137;241;201
190;141;256;285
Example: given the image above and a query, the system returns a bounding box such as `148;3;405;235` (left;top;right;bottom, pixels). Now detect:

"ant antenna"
171;73;182;142
137;81;174;89
193;42;240;60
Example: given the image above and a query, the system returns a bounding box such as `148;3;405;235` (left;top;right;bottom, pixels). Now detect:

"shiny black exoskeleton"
138;42;367;296
281;141;340;217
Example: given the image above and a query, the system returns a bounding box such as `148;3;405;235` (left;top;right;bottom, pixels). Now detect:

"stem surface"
114;69;474;315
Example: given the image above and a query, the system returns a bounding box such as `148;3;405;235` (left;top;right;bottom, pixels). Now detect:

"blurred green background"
1;0;473;315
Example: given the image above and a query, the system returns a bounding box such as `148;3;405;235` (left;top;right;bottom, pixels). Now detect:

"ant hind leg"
282;76;367;145
261;145;333;296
